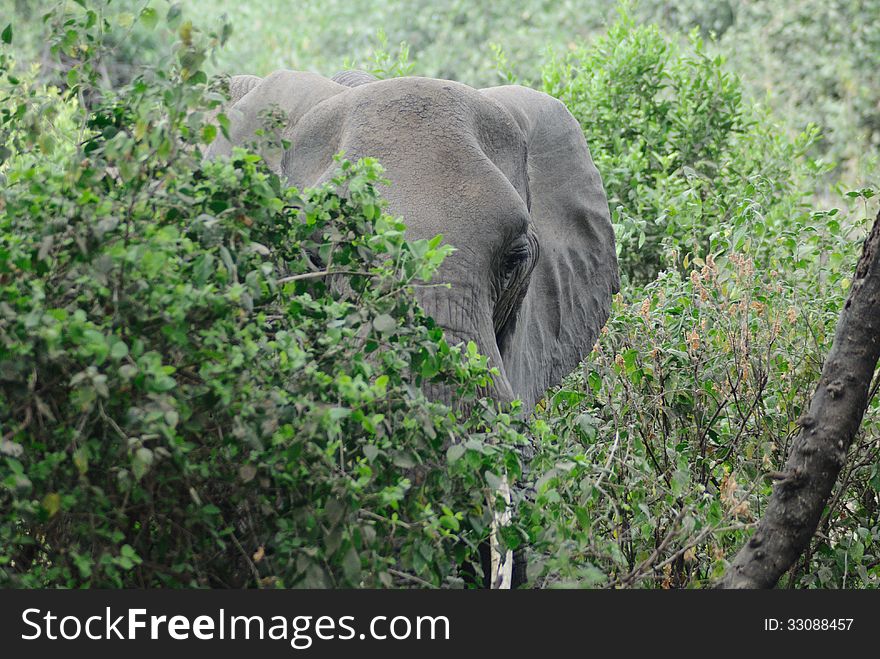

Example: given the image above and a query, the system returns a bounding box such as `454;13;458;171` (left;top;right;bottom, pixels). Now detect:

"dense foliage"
1;1;878;589
526;12;880;588
0;6;528;587
3;0;877;179
542;15;825;283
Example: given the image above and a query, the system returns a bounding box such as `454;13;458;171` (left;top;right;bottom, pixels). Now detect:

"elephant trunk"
416;279;515;409
420;326;514;412
418;290;519;589
429;326;517;590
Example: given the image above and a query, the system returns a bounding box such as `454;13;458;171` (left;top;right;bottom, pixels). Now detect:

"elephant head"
207;70;619;410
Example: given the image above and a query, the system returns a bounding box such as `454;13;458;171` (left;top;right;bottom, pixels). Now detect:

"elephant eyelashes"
493;233;540;351
499;232;537;284
501;248;529;282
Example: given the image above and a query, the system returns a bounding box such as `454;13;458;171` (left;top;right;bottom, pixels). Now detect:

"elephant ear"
480;85;620;409
205;70;345;172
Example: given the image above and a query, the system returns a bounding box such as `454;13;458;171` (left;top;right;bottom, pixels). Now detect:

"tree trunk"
718;209;880;589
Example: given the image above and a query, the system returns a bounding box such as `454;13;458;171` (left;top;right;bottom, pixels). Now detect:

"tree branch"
276;269;373;284
717;209;880;588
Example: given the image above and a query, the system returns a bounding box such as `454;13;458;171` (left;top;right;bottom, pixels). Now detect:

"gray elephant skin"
207;70;619;412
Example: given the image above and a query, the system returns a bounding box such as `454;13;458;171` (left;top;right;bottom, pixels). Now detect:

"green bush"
541;10;828;285
0;0;167;94
6;0;879;191
522;11;880;588
526;234;879;587
3;1;879;591
658;0;880;184
0;4;528;588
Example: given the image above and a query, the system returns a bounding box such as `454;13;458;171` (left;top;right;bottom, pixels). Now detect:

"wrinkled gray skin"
207;70;619;411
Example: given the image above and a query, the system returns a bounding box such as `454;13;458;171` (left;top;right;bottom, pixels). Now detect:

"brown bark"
718;209;880;589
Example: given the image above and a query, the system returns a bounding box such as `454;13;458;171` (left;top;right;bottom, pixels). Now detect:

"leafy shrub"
6;0;879;188
342;29;415;80
4;1;880;591
525;186;880;588
521;11;880;589
0;3;528;588
674;0;880;183
541;9;828;285
0;0;167;94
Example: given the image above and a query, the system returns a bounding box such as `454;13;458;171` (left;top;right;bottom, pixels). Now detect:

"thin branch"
388;568;436;589
276;269;375;284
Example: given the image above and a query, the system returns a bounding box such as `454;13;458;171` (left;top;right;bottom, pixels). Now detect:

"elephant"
207;69;619;410
206;69;619;586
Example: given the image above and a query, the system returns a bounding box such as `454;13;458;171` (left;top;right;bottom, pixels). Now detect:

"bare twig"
388;568;436;589
277;269;374;285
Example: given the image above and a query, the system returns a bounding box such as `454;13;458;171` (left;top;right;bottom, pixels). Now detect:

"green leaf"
110;341;129;360
73;448;88;476
325;498;345;527
373;314;396;333
446;443;465;463
239;464;257;482
217;112;230;139
140;8;159;29
439;514;460;531
167;3;183;28
201;123;217;144
132;447;154;480
73;553;93;579
342;546;361;583
484;471;503;491
392;452;415;469
363;444;379;462
2;24;12;45
42;493;61;517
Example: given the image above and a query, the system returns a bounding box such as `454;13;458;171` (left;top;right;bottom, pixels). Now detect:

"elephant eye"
502;248;529;279
494;233;539;352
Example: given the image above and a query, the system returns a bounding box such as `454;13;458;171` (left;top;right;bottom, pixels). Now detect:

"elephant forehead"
381;162;530;241
280;77;532;259
346;77;514;128
296;77;525;169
